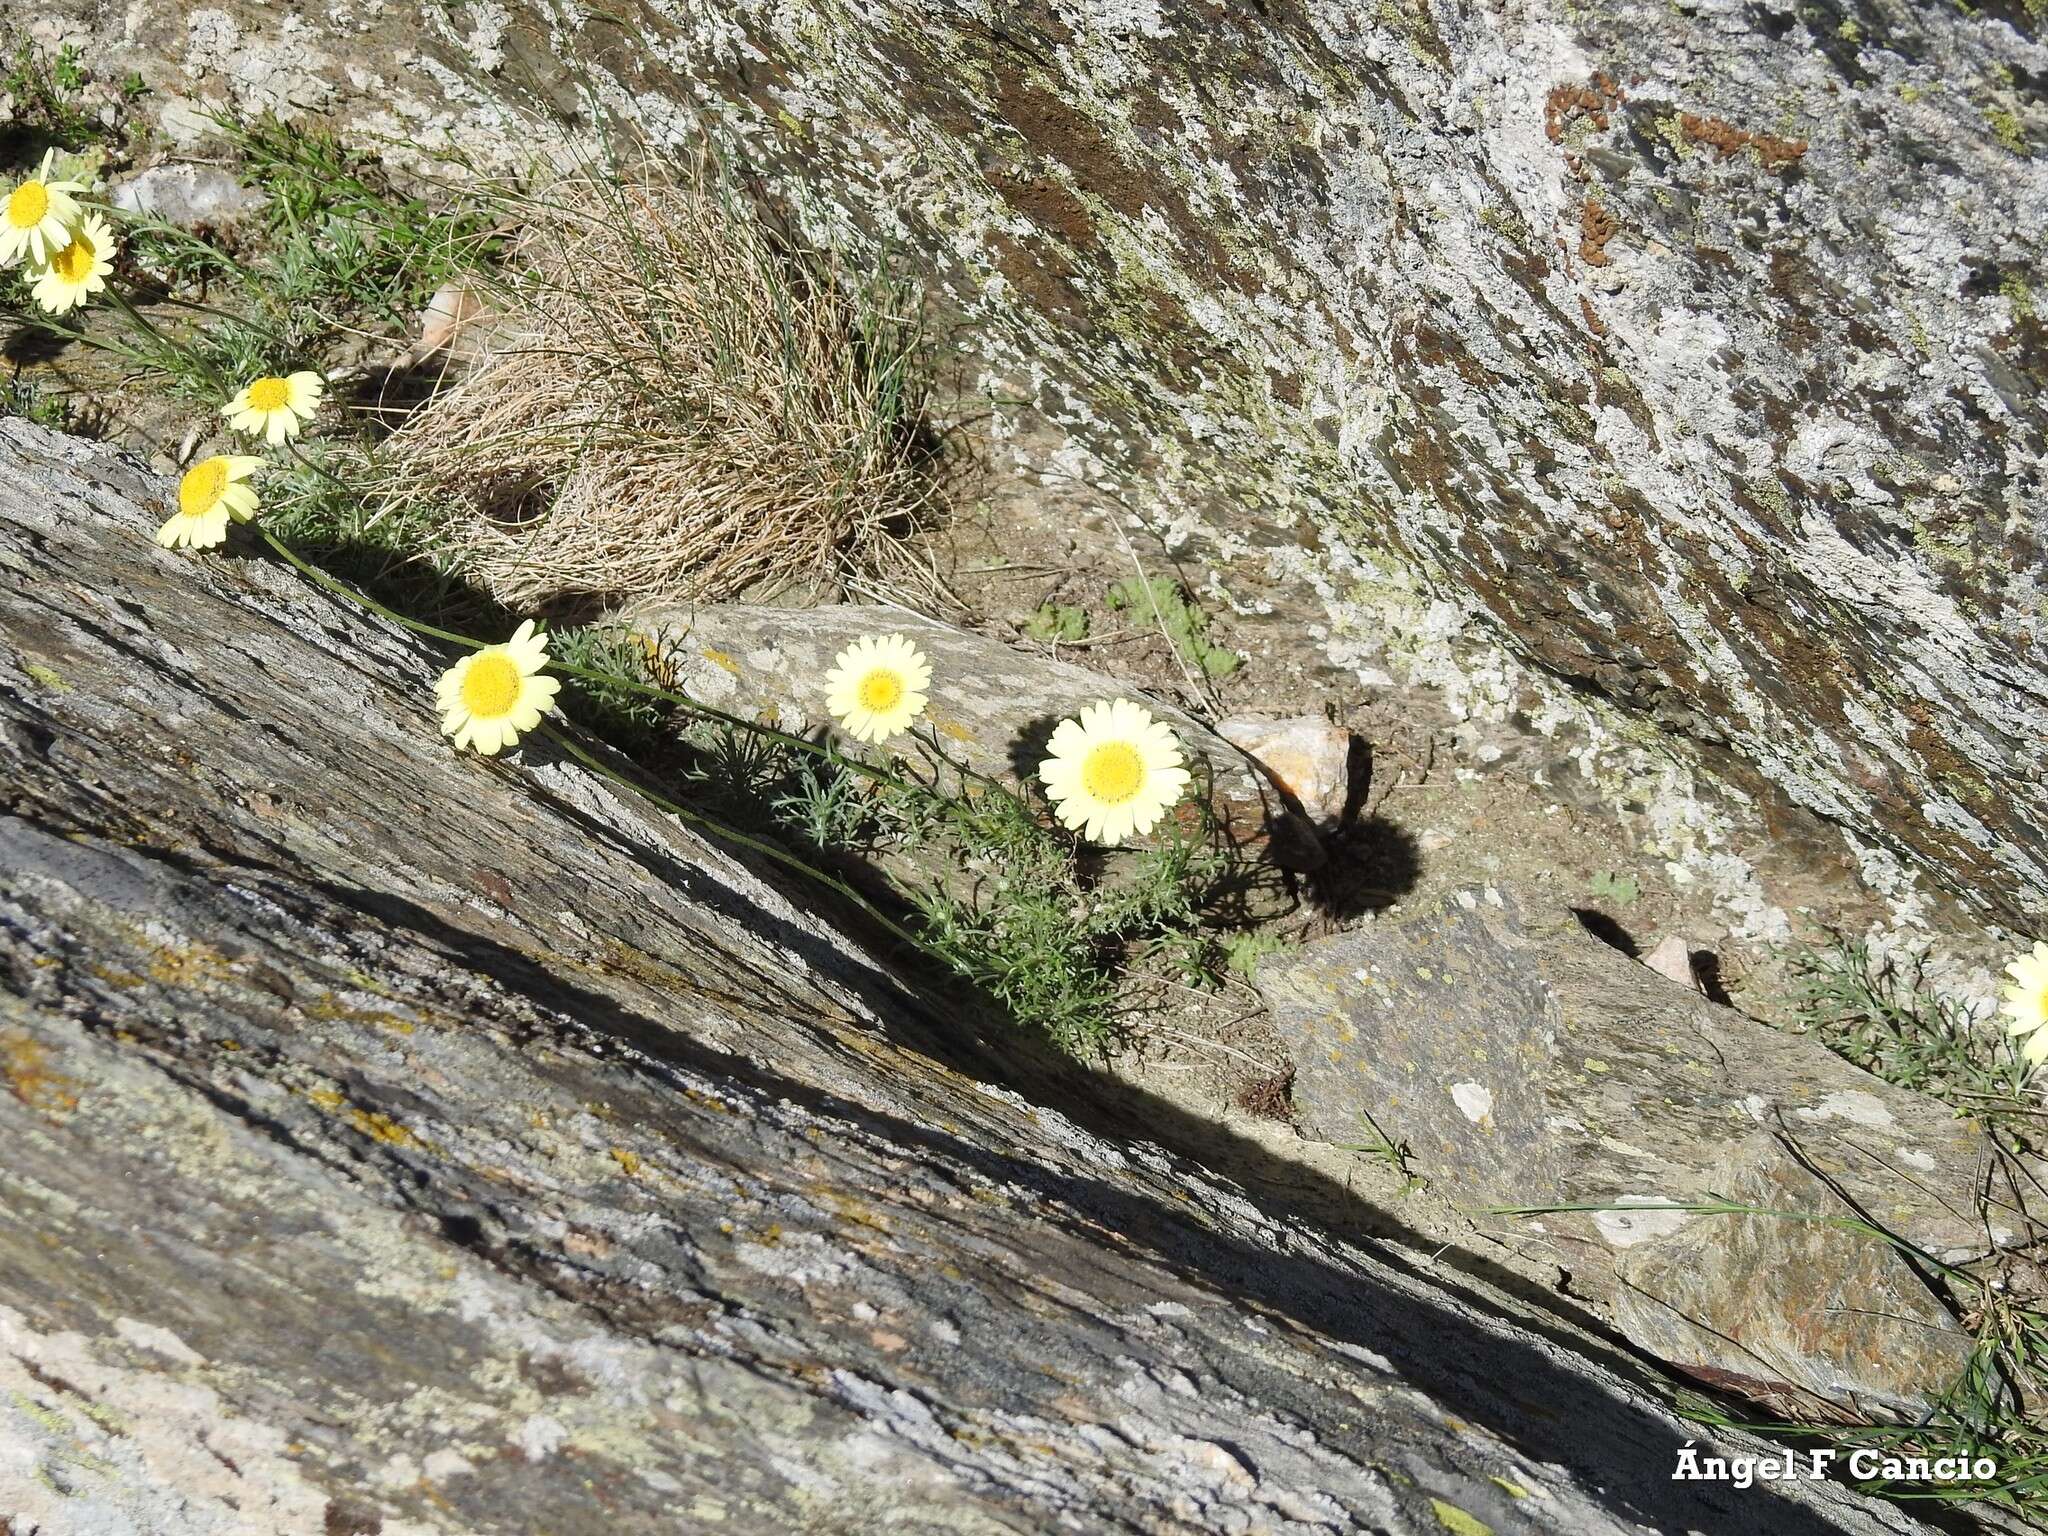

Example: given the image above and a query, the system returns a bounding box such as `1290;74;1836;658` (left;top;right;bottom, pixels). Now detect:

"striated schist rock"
12;0;2040;926
639;0;2048;922
1256;890;2019;1414
0;430;1939;1532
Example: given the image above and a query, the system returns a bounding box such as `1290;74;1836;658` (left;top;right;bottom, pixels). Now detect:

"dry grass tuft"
1232;1066;1295;1122
378;169;937;609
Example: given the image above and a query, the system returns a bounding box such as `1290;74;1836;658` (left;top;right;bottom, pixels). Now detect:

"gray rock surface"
0;424;1940;1533
1257;891;2013;1413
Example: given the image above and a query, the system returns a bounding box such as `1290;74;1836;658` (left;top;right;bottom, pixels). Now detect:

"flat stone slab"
1257;889;2017;1413
633;601;1319;862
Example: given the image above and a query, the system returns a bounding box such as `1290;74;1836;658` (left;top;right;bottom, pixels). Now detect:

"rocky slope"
12;0;2038;929
0;425;1946;1533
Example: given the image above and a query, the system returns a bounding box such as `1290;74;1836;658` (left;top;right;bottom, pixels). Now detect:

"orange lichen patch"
306;1085;424;1146
609;1146;643;1176
306;993;417;1034
700;647;741;676
1579;200;1621;266
1545;72;1623;143
681;1085;734;1114
144;941;234;988
1578;294;1610;337
348;1108;419;1146
2;1032;79;1116
824;1192;894;1234
1680;112;1808;169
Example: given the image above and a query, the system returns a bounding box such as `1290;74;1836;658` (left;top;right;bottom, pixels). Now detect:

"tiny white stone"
1796;1089;1895;1128
515;1414;568;1459
1450;1081;1493;1124
1592;1197;1693;1247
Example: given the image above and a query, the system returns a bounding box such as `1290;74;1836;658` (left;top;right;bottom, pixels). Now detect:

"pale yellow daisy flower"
824;633;931;744
1038;698;1191;846
224;371;325;444
28;212;115;315
155;455;263;550
435;620;560;755
2004;941;2048;1067
1;150;88;266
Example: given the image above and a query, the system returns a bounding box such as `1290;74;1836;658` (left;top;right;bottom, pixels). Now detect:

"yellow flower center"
856;667;905;714
179;458;228;518
246;377;291;412
461;653;522;717
6;181;48;230
50;232;93;282
1080;741;1145;805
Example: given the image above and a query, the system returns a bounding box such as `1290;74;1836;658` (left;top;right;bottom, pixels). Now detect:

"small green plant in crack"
1334;1109;1425;1193
910;805;1222;1054
258;446;491;633
548;626;676;749
1786;938;2033;1137
1587;870;1640;908
772;756;901;854
1106;575;1240;679
12;117;503;425
21;106;501;405
0;372;77;432
1022;602;1089;644
3;41;107;145
1221;930;1289;981
648;710;1230;1054
213;112;505;343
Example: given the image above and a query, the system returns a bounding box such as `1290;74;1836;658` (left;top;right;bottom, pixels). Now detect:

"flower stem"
250;523;937;803
109;207;256;286
282;439;355;493
151;290;288;344
548;658;929;798
253;524;477;648
538;723;921;952
103;286;220;389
